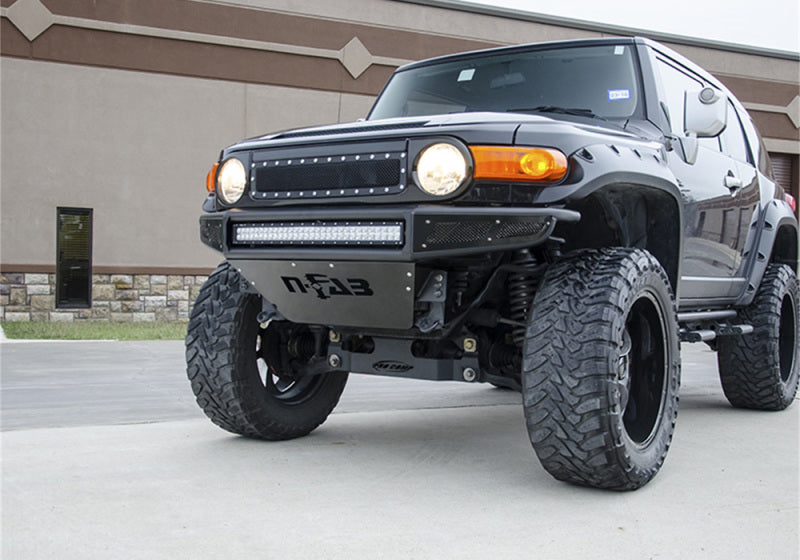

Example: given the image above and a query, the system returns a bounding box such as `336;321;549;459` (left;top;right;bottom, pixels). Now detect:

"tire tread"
185;263;347;440
718;264;800;410
523;248;680;490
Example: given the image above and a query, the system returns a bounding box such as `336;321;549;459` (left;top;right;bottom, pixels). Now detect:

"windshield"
369;44;642;121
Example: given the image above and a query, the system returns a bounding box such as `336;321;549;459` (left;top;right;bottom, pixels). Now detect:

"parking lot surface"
1;339;798;559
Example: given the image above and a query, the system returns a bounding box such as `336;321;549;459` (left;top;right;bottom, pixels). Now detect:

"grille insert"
250;151;407;200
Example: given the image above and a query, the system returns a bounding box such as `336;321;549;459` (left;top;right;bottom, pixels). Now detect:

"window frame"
56;206;93;309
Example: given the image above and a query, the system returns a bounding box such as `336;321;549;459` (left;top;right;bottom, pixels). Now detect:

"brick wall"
0;273;208;322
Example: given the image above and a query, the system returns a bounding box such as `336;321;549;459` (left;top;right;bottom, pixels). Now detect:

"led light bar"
232;221;404;247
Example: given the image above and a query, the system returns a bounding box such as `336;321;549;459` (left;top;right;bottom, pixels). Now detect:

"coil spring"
287;331;317;360
508;250;537;346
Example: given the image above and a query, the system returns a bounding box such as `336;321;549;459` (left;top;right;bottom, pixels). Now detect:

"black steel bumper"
199;204;580;261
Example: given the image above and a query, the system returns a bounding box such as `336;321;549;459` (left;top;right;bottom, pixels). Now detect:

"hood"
229;111;637;155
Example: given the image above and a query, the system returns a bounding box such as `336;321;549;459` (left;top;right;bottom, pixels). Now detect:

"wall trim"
765;138;800;155
1;264;215;275
0;4;411;78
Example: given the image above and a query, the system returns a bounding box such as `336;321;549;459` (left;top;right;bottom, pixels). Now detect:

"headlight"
217;158;247;204
415;143;468;196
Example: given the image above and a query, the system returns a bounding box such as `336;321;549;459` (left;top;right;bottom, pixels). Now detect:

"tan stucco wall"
0;57;375;268
1;0;797;271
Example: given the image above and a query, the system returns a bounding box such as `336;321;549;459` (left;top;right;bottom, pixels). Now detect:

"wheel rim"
255;324;326;405
619;292;668;447
778;293;797;383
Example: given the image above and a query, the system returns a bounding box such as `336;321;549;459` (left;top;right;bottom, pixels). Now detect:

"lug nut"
462;367;477;382
328;354;342;368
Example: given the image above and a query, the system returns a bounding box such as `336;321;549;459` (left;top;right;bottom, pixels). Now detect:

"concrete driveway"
1;339;798;559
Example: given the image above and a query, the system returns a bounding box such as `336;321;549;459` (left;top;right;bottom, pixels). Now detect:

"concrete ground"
1;338;798;559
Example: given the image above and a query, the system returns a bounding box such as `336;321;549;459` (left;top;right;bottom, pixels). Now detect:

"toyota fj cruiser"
187;37;799;490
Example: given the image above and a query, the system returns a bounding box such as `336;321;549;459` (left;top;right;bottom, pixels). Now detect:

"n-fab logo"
281;273;373;300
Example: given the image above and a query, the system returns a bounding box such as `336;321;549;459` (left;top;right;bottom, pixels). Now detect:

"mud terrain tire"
522;248;680;490
186;263;348;440
718;264;799;410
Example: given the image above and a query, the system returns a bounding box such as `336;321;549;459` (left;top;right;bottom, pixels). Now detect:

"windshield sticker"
608;89;631;101
458;68;476;82
614;45;625;55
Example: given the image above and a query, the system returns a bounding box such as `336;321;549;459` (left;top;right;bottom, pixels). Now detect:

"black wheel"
717;264;799;410
522;248;680;490
185;263;348;440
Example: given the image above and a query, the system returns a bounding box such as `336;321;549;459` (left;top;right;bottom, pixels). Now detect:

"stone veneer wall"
0;273;209;322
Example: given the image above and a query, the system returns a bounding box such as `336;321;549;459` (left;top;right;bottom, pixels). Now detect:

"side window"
654;58;720;151
719;102;752;164
655;58;702;136
738;108;771;174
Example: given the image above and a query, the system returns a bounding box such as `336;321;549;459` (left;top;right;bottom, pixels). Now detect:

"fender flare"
554;145;685;292
736;199;799;307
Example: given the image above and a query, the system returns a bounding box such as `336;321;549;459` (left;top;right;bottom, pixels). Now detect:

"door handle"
725;173;742;190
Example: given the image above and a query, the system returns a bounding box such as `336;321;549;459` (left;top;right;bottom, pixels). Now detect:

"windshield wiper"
507;106;607;121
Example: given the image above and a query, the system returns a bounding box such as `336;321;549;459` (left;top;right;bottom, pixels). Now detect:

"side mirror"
678;88;727;165
684;87;727;137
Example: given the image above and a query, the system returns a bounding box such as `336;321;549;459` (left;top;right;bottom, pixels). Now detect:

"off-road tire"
185;263;348;440
522;248;680;490
717;264;799;410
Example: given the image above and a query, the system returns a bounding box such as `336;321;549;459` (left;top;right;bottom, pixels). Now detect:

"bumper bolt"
328;354;342;368
462;367;477;382
463;338;477;353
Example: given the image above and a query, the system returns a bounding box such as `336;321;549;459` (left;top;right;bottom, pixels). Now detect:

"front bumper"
200;205;579;329
200;204;580;261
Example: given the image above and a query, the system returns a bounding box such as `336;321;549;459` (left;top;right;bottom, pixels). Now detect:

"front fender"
736;199;799;307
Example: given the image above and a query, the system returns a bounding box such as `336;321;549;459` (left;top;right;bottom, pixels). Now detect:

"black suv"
187;37;799;490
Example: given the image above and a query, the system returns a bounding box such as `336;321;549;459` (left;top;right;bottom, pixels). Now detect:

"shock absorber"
450;269;469;309
508;249;537;346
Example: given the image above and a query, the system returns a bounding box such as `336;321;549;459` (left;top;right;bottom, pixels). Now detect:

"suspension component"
287;331;317;360
508;249;538;346
489;341;521;371
450;269;469;309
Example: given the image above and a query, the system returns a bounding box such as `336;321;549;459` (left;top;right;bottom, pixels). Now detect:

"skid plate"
231;259;415;329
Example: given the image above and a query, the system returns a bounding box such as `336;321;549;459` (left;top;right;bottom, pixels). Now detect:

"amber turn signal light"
470;146;568;182
206;162;219;193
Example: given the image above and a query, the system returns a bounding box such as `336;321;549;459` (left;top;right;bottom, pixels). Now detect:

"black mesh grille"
255;160;400;193
494;221;549;239
427;222;493;246
200;217;223;251
250;145;408;200
414;215;551;252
